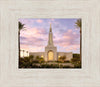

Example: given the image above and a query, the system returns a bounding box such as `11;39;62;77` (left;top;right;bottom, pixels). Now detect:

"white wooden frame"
0;0;100;87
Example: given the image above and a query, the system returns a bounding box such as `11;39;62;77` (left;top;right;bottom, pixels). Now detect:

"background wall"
0;0;100;87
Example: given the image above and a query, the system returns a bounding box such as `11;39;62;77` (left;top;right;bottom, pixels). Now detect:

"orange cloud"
66;45;80;52
36;19;43;23
20;44;29;51
20;44;44;52
20;27;47;39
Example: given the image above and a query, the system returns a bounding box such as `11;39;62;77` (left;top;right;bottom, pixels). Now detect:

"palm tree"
20;50;22;58
26;51;28;57
18;21;25;59
75;19;82;62
19;21;25;31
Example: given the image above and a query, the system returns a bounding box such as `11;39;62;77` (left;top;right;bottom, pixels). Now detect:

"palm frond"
75;19;82;29
19;21;25;31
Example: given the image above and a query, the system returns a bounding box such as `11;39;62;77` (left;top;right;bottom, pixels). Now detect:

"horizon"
19;18;80;54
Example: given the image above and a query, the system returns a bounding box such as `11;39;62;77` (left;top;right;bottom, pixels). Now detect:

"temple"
29;24;73;61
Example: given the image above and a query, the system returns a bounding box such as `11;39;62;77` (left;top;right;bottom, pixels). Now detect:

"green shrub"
74;61;81;68
64;60;70;63
63;65;71;68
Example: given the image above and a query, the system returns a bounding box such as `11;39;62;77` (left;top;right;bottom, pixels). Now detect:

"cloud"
20;27;47;38
20;36;46;46
20;27;48;51
20;44;44;52
36;19;43;23
20;27;80;52
66;45;80;52
51;18;55;21
19;18;80;53
19;19;34;28
20;44;29;51
54;29;80;48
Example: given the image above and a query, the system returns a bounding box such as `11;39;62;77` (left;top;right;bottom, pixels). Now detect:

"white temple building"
29;24;73;61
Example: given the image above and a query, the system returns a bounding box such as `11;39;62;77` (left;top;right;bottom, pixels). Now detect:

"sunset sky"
19;18;80;53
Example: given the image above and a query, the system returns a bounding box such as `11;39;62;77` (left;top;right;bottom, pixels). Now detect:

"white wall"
57;52;73;61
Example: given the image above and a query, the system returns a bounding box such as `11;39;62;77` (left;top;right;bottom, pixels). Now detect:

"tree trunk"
18;31;20;68
80;28;82;64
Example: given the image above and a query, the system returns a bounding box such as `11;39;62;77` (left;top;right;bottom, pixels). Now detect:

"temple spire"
50;23;52;32
48;24;54;46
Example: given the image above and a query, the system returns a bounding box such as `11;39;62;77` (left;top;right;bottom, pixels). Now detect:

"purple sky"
19;18;80;53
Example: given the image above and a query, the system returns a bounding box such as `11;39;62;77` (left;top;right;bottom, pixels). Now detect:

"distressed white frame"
0;0;100;87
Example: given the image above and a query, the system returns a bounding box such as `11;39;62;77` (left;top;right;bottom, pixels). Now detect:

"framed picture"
19;18;81;69
0;0;100;87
